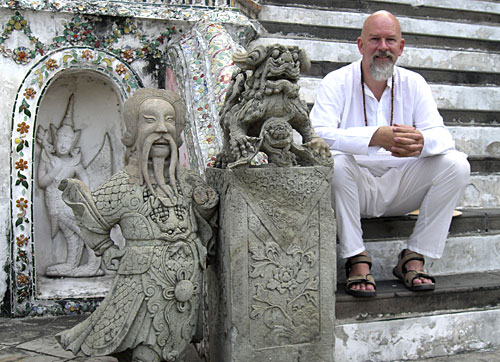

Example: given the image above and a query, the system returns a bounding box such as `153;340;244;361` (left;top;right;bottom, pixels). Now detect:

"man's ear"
399;38;405;55
357;37;364;55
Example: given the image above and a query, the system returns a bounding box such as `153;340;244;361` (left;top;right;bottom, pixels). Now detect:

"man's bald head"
357;10;405;81
361;10;402;39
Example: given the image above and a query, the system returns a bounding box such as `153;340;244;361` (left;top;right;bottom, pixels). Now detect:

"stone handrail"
233;0;262;18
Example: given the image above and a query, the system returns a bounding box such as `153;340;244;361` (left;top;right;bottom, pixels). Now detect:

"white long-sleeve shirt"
310;59;458;172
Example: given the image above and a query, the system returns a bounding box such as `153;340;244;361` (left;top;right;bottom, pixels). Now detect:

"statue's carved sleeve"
59;178;114;256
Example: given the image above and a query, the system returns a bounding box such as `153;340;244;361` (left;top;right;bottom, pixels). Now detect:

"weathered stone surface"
206;166;336;362
336;271;500;320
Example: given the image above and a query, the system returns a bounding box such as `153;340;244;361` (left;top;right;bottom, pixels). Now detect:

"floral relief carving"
248;211;320;346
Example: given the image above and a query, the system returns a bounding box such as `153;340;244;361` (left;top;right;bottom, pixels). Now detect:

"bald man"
310;11;470;297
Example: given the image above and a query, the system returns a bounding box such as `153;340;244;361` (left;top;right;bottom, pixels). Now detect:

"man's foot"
345;252;377;297
393;249;435;291
403;251;433;286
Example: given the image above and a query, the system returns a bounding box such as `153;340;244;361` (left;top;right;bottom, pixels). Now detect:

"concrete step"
258;6;500;51
361;208;500;240
336;232;500;283
336;271;500;320
252;37;500;75
262;0;500;25
296;76;500;113
336;208;500;283
303;62;500;87
335;306;500;361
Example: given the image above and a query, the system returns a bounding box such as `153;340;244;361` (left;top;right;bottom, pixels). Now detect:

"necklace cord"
361;63;394;126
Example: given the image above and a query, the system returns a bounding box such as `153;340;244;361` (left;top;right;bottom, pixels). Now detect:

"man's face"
136;98;176;160
357;14;405;80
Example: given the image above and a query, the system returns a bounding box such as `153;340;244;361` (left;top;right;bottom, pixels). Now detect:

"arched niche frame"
10;46;143;316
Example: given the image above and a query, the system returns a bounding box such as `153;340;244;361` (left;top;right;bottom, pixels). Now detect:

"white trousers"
332;151;470;259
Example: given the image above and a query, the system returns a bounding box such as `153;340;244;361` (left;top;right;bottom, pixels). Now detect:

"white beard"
138;133;178;199
369;51;395;81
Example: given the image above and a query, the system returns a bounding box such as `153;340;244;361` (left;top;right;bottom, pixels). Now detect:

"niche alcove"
34;70;126;299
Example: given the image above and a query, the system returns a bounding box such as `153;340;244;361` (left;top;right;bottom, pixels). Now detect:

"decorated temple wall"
0;2;257;315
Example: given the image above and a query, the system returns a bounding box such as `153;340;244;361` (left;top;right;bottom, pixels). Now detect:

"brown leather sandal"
393;249;435;291
345;254;377;297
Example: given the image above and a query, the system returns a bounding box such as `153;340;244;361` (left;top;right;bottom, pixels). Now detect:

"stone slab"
17;336;77;359
206;166;336;362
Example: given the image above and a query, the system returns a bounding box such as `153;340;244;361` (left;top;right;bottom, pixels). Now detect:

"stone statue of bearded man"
56;89;218;362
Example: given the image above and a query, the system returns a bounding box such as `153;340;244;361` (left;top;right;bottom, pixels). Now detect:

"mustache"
372;50;395;62
139;133;178;198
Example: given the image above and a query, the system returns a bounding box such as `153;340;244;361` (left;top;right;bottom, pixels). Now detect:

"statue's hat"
61;94;75;128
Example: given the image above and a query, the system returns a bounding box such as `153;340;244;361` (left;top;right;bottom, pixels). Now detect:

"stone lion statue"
215;43;331;168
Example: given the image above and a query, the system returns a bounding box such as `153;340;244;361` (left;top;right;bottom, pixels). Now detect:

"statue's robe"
56;165;217;362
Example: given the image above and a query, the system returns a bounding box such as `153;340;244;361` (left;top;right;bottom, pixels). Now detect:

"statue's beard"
369;50;395;81
139;133;178;199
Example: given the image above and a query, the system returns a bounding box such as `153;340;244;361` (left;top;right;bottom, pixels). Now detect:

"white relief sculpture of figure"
36;94;104;277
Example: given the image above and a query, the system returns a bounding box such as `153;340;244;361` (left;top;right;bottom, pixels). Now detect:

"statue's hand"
193;185;219;209
304;137;331;159
102;245;125;271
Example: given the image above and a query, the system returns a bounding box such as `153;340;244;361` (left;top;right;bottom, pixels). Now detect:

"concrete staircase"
248;1;500;360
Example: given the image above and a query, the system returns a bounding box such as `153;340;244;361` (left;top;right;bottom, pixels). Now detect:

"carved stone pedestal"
206;166;336;362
